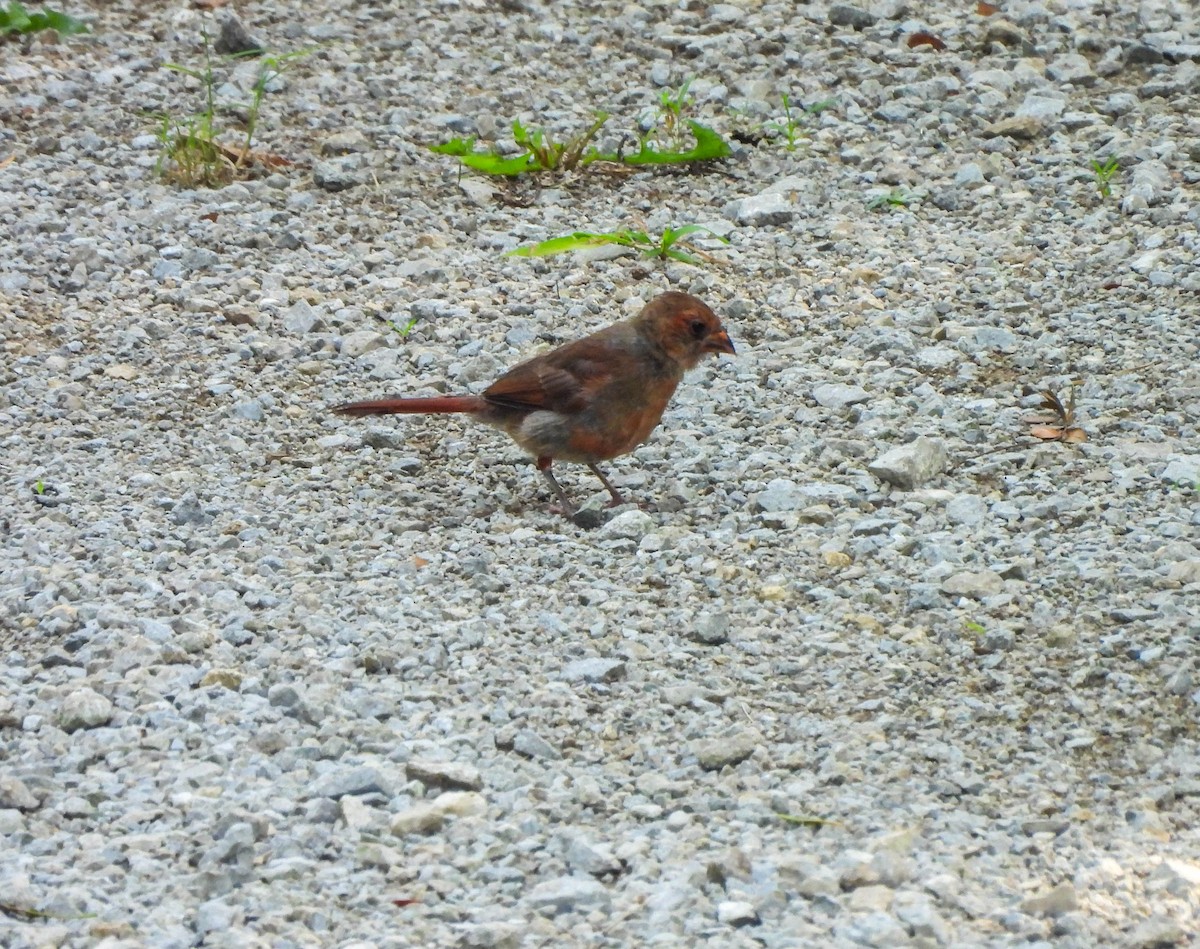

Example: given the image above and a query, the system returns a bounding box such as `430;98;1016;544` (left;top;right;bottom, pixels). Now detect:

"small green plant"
33;479;45;495
432;114;610;176
507;224;729;266
620;121;731;166
1090;156;1119;199
764;94;834;151
387;315;420;337
0;1;88;37
656;79;694;150
431;88;731;178
964;620;986;637
154;35;311;187
866;188;915;211
433;116;730;177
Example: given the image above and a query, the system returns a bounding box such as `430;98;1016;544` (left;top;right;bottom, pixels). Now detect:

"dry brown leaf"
1028;387;1087;442
214;141;294;170
977;1;1000;14
0;154;14;170
1029;426;1088;443
908;31;947;51
1040;389;1073;425
192;0;230;8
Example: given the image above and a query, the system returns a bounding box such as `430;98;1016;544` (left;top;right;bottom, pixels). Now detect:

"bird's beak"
705;329;736;355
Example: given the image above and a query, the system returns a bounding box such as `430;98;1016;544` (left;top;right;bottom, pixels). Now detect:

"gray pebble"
308;766;391;800
691;611;730;645
1020;881;1078;915
390;801;445;836
340;330;389;359
735;192;795;227
405;759;484;792
941;570;1005;599
213;12;262;56
716;900;760;926
754;478;805;513
695;732;757;771
57;687;113;732
526;876;611;916
945;495;987;526
0;775;39;811
561;658;626;683
1127;915;1186;949
565;837;625;878
868;438;949;490
812;383;869;409
232;400;264;421
195;897;241;935
513;729;562;761
313;157;365;192
598;509;654;541
283;300;325;334
829;4;877;29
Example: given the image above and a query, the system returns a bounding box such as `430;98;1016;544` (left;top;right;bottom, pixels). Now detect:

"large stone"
754;478;805;513
941;570;1005;599
983;116;1042;140
526;876;611;916
868;438;948;489
812;383;869;410
1021;881;1078;915
735;192;795;227
405;759;483;792
57;687;113;732
0;775;39;811
339;331;389;359
696;732;758;771
308;766;391;800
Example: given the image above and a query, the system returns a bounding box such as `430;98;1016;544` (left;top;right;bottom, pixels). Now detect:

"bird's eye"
688;318;707;339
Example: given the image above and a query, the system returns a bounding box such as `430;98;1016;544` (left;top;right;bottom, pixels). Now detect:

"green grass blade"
686;121;732;160
619;120;731;165
163;62;209;81
506;232;611;257
429;137;477;157
661;247;702;265
663;224;727;243
610;230;649;247
459;152;540;176
0;1;31;33
37;9;89;35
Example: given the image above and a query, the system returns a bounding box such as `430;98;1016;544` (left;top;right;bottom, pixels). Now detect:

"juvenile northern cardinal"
333;291;735;515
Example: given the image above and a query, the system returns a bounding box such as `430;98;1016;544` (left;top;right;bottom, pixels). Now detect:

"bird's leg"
587;463;628;507
536;456;576;515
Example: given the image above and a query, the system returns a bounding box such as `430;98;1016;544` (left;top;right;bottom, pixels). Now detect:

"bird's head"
636;291;736;370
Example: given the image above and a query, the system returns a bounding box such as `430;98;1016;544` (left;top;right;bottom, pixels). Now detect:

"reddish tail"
333;395;484;417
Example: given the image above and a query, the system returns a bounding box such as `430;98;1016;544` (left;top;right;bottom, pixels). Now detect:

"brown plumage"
333;291;735;515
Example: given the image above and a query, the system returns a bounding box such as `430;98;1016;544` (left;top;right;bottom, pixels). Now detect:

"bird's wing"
483;341;616;415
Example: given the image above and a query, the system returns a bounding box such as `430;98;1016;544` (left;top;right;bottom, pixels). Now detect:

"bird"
333;291;735;516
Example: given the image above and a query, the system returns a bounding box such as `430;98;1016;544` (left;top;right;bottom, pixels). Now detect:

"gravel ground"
2;0;1200;946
